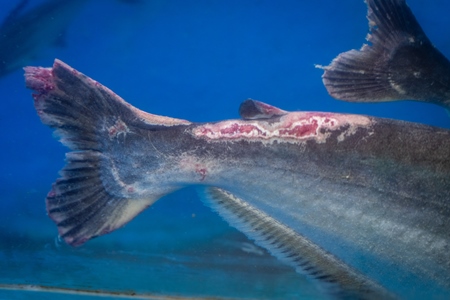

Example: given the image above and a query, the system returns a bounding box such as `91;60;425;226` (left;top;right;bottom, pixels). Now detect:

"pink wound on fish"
24;66;55;93
127;186;135;194
218;123;264;136
195;165;208;181
108;119;130;139
192;113;344;143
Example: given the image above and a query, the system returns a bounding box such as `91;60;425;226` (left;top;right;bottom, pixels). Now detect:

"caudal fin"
25;60;190;246
319;0;450;108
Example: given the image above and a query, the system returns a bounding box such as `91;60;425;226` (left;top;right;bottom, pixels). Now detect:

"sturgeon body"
25;60;450;299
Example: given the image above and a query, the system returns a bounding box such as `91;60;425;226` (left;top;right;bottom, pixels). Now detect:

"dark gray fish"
25;60;450;299
319;0;450;109
0;0;88;78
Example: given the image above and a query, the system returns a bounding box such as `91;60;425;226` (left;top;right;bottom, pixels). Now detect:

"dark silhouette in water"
0;0;142;78
0;0;89;78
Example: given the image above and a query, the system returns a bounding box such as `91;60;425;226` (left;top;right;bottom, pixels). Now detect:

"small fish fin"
1;0;29;28
25;59;189;246
200;187;395;300
319;0;450;108
239;99;287;120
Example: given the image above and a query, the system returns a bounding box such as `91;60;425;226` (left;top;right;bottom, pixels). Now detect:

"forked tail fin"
25;59;191;246
319;0;450;108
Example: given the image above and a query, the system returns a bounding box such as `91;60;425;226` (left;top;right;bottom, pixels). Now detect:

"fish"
0;0;89;78
319;0;450;110
25;58;450;299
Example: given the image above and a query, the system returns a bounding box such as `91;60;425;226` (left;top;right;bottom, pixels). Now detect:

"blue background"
0;0;449;299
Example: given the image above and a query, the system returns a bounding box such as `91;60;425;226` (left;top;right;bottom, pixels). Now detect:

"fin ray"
45;151;156;246
200;187;395;299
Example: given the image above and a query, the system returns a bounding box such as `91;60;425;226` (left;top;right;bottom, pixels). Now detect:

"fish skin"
25;59;450;299
0;0;89;78
319;0;450;109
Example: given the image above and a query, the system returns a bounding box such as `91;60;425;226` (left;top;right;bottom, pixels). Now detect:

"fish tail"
319;0;450;108
25;59;190;246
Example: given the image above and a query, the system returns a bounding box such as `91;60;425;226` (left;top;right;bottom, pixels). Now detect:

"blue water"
0;0;449;299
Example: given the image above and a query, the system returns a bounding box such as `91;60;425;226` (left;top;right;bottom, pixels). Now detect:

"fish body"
0;0;88;78
25;60;450;299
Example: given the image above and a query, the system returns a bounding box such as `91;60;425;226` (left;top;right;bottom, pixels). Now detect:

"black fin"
25;59;190;246
239;99;287;120
319;0;450;108
201;187;395;299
